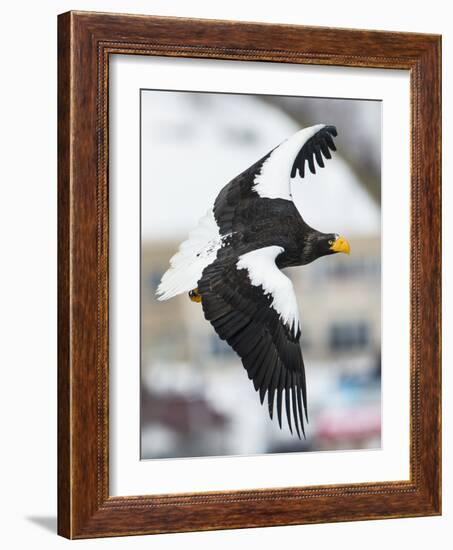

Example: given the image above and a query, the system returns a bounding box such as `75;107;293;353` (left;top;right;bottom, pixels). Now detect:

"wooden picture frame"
58;10;441;539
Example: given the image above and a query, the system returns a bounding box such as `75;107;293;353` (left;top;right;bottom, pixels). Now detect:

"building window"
313;257;381;281
329;321;370;351
210;334;235;357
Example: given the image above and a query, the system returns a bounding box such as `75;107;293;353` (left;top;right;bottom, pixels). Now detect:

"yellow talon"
189;289;202;303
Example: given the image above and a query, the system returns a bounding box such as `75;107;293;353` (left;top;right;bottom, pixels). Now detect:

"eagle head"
302;232;350;264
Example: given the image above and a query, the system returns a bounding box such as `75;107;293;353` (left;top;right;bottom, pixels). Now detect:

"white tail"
156;209;222;301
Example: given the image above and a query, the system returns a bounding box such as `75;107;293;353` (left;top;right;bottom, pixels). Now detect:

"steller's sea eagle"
156;124;350;438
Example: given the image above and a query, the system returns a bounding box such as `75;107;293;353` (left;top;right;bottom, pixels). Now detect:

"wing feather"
198;246;307;437
213;125;338;242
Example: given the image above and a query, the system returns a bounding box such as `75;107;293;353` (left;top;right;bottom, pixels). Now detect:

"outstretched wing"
198;246;308;438
214;124;338;238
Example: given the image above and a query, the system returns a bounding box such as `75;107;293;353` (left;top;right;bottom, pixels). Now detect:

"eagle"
156;124;350;438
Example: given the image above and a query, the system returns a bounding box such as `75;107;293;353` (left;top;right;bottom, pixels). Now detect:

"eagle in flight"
157;124;350;438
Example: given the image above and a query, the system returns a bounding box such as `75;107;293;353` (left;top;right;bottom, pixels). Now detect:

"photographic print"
58;12;441;537
141;90;381;459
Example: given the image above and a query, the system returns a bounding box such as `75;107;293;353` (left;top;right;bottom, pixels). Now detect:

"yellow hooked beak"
330;235;351;255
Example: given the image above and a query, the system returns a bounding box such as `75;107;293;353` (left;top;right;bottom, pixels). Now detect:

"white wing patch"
156;209;225;301
253;124;326;200
236;246;300;336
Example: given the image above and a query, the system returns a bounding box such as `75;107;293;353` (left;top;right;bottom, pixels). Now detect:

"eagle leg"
188;288;202;303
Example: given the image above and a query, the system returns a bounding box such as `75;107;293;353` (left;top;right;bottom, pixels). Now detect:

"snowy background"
140;90;382;459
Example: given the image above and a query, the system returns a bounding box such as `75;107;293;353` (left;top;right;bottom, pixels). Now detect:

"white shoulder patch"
253;124;326;200
236;246;300;336
156;209;224;301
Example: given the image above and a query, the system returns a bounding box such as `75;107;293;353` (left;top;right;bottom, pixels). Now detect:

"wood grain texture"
57;10;442;539
57;11;71;537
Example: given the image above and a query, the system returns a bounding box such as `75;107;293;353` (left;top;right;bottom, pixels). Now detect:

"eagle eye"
328;239;333;245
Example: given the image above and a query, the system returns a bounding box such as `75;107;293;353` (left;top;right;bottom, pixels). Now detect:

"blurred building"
292;235;381;363
141;231;381;458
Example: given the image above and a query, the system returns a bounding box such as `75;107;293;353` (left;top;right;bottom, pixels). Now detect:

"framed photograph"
58;11;441;538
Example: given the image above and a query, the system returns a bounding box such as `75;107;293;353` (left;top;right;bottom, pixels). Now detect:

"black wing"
214;124;338;239
198;252;308;438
